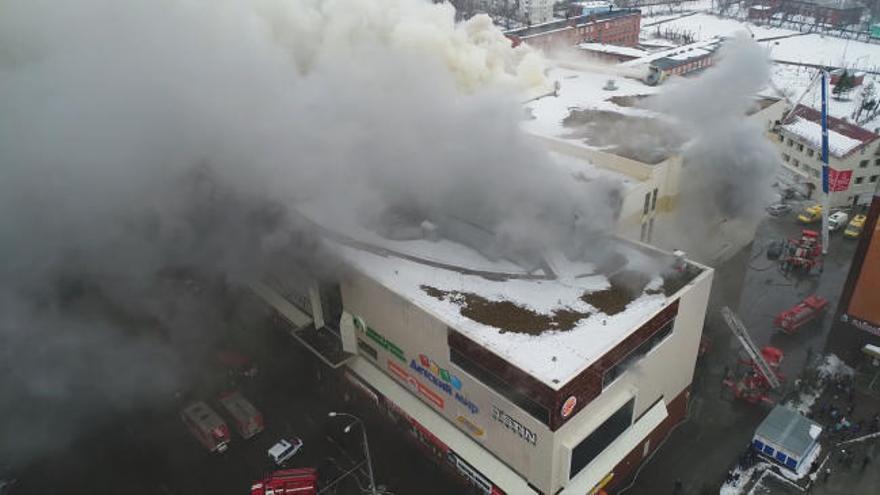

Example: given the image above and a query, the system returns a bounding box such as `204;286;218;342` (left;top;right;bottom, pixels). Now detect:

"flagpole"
821;69;830;256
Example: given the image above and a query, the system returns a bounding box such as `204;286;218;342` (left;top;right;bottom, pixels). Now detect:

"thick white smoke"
650;34;780;261
0;0;621;464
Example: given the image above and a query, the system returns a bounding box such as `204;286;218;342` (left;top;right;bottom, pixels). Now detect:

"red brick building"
506;9;642;50
777;0;863;27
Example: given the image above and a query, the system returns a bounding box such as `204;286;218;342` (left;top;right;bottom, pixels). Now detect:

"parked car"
268;438;304;466
766;203;791;216
217;390;264;439
797;204;822;223
844;214;867;238
829;211;849;232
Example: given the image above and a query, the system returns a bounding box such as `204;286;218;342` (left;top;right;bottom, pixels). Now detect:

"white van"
829;211;849;231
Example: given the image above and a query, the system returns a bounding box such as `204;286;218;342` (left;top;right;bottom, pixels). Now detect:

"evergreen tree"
833;71;855;100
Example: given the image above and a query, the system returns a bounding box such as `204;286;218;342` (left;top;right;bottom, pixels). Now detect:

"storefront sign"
841;313;880;337
410;355;479;414
492;406;537;445
417;354;462;390
561;395;578;418
827;168;853;192
354;316;405;362
456;416;486;438
388;360;445;409
448;451;497;495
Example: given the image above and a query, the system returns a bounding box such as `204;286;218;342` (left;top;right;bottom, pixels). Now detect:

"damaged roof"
316;215;705;389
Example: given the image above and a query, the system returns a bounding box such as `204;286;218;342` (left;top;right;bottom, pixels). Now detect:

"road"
623;211;859;494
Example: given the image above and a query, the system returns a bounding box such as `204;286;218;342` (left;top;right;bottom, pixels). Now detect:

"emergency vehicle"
217;391;264;439
181;401;231;453
250;468;318;495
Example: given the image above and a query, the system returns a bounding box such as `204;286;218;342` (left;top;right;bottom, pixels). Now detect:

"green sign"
355;316;405;362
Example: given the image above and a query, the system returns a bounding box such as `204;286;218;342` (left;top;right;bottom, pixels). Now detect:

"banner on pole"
828;168;853;192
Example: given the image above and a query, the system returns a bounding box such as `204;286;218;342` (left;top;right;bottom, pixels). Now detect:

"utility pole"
328;411;378;495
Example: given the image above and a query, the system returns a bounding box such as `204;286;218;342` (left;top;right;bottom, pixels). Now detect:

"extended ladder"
720;306;781;389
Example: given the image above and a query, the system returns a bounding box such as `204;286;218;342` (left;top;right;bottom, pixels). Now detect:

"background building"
506;8;642;49
772;104;880;207
828;182;880;363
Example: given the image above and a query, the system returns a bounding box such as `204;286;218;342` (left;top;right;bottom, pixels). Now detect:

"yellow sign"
588;472;614;495
456;415;485;438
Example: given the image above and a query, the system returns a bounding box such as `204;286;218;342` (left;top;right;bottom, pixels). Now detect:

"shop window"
569;398;635;479
450;348;550;426
602;320;674;389
358;340;378;360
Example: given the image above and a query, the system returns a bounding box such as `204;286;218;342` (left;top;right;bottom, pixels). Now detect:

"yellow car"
844;214;867;238
798;204;822;223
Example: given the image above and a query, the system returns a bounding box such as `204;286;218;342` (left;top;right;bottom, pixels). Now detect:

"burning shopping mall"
251;211;713;494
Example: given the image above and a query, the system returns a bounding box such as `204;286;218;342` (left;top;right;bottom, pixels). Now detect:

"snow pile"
817;354;855;379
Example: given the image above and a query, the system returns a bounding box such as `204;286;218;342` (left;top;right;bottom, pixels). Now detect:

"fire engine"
250;468;318;495
721;307;785;406
217;390;264;439
773;295;829;335
779;229;823;274
181;401;231;453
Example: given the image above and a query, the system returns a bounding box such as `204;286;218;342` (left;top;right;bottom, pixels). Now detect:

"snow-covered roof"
578;42;648;59
620;37;723;68
319;219;702;388
780;104;880;158
522;66;660;139
755;406;821;459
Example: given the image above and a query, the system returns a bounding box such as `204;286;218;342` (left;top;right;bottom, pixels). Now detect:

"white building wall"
551;264;712;492
338;254;713;494
774;128;880;207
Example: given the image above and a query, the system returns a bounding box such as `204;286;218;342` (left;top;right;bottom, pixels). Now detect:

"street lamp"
328;411;378;495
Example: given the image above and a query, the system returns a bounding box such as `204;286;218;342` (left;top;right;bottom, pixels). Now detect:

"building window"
797;144;804;152
602;320;674;389
807;149;815;157
871;175;878;183
647;218;655;243
358;339;378;360
792;159;800;167
787;138;794;147
874;158;880;166
782;153;790;162
450;348;551;426
860;160;869;168
651;188;658;211
569;398;635;479
643;192;650;215
856;176;864;184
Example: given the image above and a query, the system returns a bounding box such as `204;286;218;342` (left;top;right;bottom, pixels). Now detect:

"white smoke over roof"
0;0;619;464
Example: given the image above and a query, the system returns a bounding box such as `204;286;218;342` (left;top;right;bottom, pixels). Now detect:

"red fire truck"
774;295;829;334
250;468;318;495
181;401;231;453
217;390;264;439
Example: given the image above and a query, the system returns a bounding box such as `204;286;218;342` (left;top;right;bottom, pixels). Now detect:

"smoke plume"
650;34;780;261
0;0;622;464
